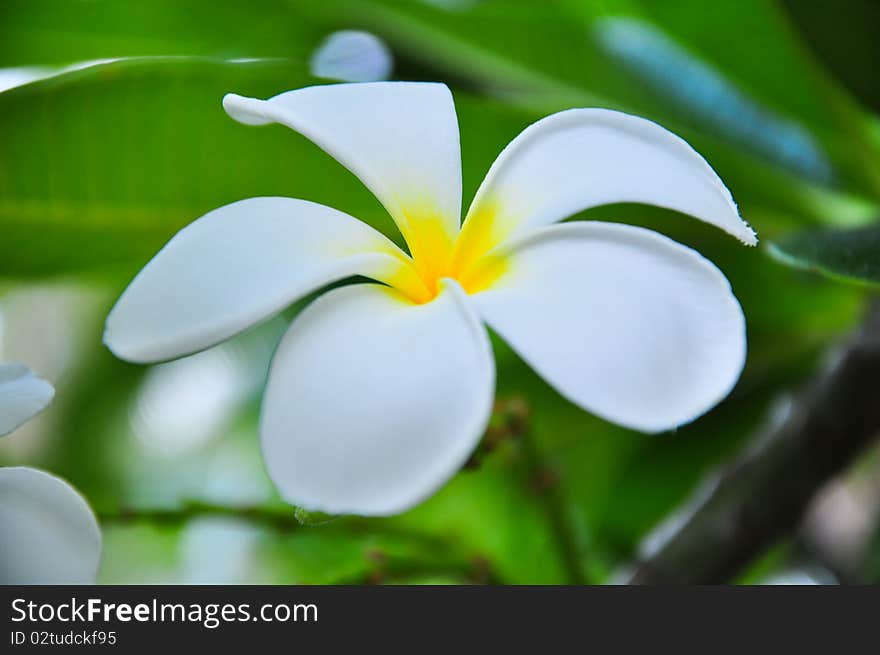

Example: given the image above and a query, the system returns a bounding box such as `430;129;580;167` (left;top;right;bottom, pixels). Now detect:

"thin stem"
498;397;586;584
99;501;450;548
98;501;302;531
98;501;499;583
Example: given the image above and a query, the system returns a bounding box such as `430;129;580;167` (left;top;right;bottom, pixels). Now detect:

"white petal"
223;83;462;240
261;281;494;516
310;31;393;83
0;467;101;584
0;364;54;436
105;197;413;363
465;108;755;249
473;222;746;433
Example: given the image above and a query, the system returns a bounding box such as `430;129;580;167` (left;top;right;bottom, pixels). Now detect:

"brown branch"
624;299;880;584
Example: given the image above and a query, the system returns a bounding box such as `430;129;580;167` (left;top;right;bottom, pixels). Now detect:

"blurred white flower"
0;285;105;456
181;518;266;584
0;467;102;584
132;345;252;455
105;82;753;516
310;30;393;82
0;364;101;583
0;364;54;436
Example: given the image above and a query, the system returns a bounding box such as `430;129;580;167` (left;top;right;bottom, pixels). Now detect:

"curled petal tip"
222;93;272;126
729;216;758;246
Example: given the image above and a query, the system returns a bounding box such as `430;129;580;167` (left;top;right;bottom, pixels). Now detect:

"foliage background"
1;0;879;584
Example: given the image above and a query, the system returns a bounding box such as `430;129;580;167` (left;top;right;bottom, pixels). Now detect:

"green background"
1;0;879;584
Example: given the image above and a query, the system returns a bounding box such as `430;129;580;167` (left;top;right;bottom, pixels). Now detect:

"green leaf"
781;0;880;113
334;0;880;202
768;223;880;287
388;452;571;584
3;3;879;281
0;0;323;65
0;57;396;278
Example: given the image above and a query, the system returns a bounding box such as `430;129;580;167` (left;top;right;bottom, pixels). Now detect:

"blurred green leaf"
99;518;482;584
0;0;323;65
388;451;571;584
0;57;395;277
735;541;794;584
769;223;880;287
781;0;880;113
336;0;880;202
0;55;870;283
3;1;879;281
257;520;491;584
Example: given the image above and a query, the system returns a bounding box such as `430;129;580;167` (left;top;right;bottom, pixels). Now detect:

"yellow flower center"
387;202;510;304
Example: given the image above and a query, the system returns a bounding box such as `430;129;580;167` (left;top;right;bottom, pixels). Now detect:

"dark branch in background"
625;299;880;584
798;440;880;583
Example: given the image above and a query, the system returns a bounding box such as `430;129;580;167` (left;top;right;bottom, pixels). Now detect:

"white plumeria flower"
104;82;754;516
0;364;102;583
